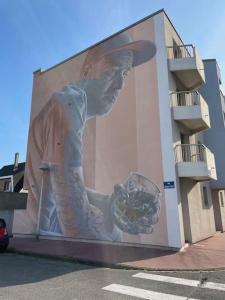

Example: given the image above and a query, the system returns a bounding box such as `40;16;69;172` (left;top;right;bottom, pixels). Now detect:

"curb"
7;247;225;273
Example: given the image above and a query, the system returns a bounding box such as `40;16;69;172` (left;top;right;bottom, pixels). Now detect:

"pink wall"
18;16;168;246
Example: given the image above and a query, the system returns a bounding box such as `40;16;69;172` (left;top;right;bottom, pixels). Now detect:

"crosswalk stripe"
102;283;199;300
204;281;225;292
133;273;198;287
133;273;225;292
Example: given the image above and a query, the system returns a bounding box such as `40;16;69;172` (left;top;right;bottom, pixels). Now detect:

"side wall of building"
200;60;225;189
163;17;216;244
212;190;225;232
180;179;215;243
153;12;185;248
15;12;174;248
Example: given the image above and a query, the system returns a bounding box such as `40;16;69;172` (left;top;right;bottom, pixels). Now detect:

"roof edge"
203;59;217;62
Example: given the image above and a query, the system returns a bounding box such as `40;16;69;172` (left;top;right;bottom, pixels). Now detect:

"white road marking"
133;273;225;292
102;283;199;300
204;281;225;292
133;273;199;287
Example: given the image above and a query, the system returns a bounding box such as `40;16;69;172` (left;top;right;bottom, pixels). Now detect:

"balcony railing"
167;44;205;90
175;144;206;163
174;144;217;180
167;44;194;59
171;91;200;107
171;91;210;133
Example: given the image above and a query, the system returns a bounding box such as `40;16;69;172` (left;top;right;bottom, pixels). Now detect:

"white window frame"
0;175;13;192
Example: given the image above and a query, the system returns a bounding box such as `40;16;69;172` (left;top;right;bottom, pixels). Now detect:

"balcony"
174;144;217;181
171;91;210;133
167;45;205;90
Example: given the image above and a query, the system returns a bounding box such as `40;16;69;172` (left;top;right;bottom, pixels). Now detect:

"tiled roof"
0;162;25;177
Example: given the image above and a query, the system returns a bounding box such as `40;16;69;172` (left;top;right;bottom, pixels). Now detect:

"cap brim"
107;40;157;67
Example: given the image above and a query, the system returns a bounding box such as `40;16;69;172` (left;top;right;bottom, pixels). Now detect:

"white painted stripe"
204;282;225;292
102;283;199;300
133;272;199;287
133;273;225;292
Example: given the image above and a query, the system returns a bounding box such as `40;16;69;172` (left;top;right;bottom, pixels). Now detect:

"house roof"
0;162;25;177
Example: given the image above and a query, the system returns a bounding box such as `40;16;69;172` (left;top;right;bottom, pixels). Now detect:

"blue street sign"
164;181;175;189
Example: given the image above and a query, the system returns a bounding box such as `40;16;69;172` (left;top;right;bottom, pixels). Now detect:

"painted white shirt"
24;83;121;241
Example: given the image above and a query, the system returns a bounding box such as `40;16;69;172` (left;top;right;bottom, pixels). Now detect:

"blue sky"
0;0;225;167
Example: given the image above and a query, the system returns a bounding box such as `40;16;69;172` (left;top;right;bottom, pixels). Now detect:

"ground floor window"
202;186;209;207
3;181;11;191
219;191;224;207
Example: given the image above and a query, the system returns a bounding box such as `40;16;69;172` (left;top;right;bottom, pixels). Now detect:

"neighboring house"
0;153;27;235
0;153;26;193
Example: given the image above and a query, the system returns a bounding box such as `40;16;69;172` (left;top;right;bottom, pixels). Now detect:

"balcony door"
180;134;190;162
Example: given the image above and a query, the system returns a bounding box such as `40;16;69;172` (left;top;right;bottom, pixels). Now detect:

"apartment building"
13;9;222;249
199;59;225;232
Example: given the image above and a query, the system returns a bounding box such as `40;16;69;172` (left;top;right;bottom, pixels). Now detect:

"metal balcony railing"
174;144;217;180
174;144;207;163
167;44;194;59
171;91;201;107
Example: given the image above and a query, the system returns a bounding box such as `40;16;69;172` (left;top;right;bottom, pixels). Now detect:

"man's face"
85;50;133;117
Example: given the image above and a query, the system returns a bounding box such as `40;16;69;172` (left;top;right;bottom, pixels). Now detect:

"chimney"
13;152;19;170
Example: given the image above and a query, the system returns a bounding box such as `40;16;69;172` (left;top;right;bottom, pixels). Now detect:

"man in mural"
26;32;160;241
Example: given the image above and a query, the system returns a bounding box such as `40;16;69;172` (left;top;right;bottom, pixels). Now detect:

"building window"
220;191;224;207
3;181;10;191
203;186;209;207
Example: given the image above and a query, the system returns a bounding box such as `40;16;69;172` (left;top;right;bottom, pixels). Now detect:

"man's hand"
86;188;114;234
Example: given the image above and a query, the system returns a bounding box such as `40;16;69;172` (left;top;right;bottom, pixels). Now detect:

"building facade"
13;9;224;249
199;59;225;232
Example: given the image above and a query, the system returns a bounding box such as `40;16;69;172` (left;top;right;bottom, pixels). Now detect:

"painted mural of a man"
25;32;160;241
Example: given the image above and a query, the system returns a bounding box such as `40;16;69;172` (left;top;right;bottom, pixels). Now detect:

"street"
0;253;225;299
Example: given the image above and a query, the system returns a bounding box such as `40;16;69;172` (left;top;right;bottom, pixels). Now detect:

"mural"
14;20;168;246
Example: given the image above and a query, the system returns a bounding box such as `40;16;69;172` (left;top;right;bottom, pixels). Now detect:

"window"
203;186;209;207
3;181;10;191
0;219;6;228
219;191;224;207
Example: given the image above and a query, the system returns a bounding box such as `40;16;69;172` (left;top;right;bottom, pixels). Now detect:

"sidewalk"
9;232;225;271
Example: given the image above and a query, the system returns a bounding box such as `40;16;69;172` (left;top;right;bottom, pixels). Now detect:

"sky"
0;0;225;167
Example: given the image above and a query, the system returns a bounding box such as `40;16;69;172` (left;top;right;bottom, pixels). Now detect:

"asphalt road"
0;253;225;299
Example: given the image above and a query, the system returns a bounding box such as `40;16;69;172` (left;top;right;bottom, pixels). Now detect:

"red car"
0;218;9;252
